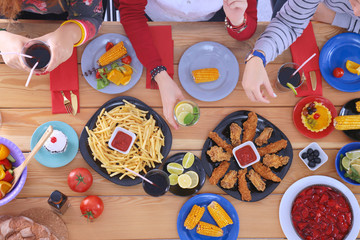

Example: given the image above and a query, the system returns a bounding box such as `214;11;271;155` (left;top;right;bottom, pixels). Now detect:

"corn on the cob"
207;201;233;228
356;101;360;112
98;41;127;67
183;205;205;230
334;115;360;130
192;68;219;83
196;221;223;237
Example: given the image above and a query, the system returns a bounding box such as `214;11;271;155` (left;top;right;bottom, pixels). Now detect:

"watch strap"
246;50;266;67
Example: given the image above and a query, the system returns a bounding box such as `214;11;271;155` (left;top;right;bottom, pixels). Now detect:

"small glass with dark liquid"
276;62;305;92
142;169;170;197
21;40;51;72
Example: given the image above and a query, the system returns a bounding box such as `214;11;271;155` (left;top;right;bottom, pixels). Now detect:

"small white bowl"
299;142;328;171
108;127;136;154
232;141;260;168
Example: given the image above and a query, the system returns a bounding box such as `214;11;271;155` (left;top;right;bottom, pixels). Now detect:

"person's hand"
242;57;275;103
312;3;336;24
223;0;248;26
0;31;30;71
155;71;185;130
35;22;82;72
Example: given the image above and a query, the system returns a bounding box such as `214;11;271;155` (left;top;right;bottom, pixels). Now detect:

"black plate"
339;98;360;141
163;152;206;196
79;96;172;186
201;110;293;202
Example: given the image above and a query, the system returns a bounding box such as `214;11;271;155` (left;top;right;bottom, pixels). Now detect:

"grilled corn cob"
196;221;223;237
98;41;127;67
207;201;233;228
356;101;360;112
192;68;219;83
334;115;360;130
184;205;205;230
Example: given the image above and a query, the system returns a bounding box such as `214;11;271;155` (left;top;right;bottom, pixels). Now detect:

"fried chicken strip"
263;154;289;169
242;112;258;143
252;162;281;182
207;146;232;162
230;123;242;147
257;139;288;157
220;170;238;189
247;169;266;192
208;132;233;154
238;169;251;201
209;161;230;185
255;127;273;146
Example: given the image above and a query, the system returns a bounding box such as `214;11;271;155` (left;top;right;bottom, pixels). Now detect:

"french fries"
86;100;165;179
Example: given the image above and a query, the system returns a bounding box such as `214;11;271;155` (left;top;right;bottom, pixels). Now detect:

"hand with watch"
242;50;277;103
223;0;248;32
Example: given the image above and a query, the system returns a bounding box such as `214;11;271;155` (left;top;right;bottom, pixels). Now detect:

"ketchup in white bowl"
232;141;260;168
109;127;136;154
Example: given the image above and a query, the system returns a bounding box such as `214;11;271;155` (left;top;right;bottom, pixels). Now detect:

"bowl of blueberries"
299;142;328;170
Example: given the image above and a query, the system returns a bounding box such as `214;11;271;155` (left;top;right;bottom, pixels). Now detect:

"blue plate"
81;33;143;94
31;121;79;168
177;193;239;240
319;32;360;92
178;41;239;102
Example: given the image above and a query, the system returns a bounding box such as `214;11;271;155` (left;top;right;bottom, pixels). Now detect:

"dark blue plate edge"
79;96;172;186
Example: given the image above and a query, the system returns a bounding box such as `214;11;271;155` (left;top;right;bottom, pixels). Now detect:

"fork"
61;91;73;115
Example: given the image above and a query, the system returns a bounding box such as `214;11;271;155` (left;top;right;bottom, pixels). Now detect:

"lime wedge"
167;163;184;175
168;174;179;185
286;83;298;95
351;164;360;175
175;103;193;117
342;156;351;171
350;159;360;165
176;112;190;125
182;152;195;169
346;150;360;160
178;174;192;189
185;171;199;189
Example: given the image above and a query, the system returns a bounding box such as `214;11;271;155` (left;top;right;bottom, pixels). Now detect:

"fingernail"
273;93;277;97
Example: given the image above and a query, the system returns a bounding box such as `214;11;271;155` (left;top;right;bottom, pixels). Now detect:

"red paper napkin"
50;48;80;114
290;22;322;97
146;25;174;89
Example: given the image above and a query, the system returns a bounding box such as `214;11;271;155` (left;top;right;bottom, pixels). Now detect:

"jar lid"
50;190;62;203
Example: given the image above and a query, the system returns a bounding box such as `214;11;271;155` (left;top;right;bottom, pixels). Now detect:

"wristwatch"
245;50;266;67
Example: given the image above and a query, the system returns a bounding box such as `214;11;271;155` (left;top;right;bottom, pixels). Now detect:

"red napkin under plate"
50;48;80;114
290;22;322;97
146;25;174;89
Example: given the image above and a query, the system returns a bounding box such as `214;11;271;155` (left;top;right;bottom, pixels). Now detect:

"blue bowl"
0;137;27;206
335;142;360;186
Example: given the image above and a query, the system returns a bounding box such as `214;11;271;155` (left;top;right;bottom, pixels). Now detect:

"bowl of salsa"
232;141;260;168
108;127;136;155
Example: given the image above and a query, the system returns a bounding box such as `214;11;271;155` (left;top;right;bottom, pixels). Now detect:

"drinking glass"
275;62;305;92
174;100;200;127
21;40;51;72
142;169;170;197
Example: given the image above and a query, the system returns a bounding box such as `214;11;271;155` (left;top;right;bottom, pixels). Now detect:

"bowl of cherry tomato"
0;137;27;206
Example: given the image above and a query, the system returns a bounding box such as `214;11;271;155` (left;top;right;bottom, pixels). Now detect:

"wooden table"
0;20;359;240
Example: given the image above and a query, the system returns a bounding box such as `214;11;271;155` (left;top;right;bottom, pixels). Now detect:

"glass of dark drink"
276;62;305;92
142;169;170;197
21;40;51;72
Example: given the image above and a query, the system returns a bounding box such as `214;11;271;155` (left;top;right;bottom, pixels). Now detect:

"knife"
309;71;317;91
70;91;78;116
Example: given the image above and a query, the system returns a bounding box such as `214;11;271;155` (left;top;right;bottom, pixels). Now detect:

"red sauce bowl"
291;185;353;240
108;127;136;154
232;141;260;168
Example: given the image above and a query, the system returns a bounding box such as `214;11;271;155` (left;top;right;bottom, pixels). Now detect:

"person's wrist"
60;23;82;46
154;70;168;85
227;15;244;27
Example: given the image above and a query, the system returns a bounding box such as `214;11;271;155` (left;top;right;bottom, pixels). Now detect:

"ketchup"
235;145;257;166
111;131;133;152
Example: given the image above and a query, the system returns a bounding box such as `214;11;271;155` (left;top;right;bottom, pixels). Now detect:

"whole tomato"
80;195;104;220
121;56;132;65
68;168;93;193
333;67;344;78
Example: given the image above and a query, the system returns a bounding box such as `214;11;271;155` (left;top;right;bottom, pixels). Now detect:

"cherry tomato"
121;56;132;65
313;113;320;120
95;70;101;79
333;67;344;78
105;42;114;51
80;195;104;220
68;168;93;193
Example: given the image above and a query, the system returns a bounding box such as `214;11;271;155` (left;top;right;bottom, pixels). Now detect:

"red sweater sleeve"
117;0;162;71
227;0;257;41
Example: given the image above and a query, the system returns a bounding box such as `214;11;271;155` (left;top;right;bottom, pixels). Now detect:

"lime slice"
185;171;199;189
178;174;192;189
286;83;298;95
342;156;351;171
168;174;179;185
167;163;184;175
175;103;193;117
345;150;360;160
351;164;360;175
176;112;190;125
350;159;360;165
182;152;195;169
